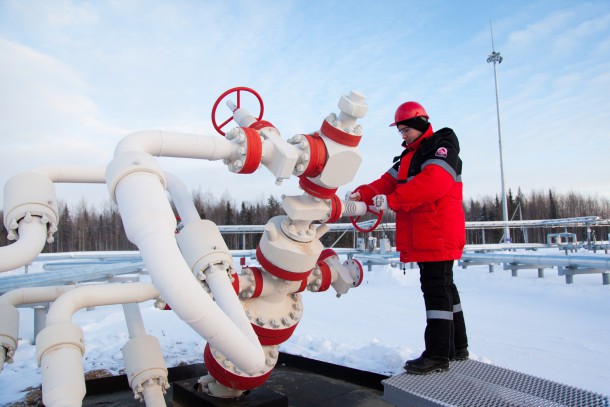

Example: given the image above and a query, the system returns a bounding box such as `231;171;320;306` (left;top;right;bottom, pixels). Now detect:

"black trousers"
418;260;468;359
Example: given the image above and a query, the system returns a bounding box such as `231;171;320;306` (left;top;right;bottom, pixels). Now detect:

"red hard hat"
389;101;429;126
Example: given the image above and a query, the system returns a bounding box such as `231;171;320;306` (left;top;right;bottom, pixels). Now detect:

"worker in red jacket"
349;101;468;374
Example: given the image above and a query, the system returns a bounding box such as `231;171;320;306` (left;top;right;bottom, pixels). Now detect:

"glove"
369;194;388;213
345;190;361;201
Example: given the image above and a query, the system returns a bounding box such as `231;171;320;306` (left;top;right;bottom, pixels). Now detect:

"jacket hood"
420;127;460;155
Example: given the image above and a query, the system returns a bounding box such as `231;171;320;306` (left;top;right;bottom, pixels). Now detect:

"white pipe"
205;264;259;345
1;166;106;274
32;166;106;183
0;286;75;372
40;346;86;407
141;383;166;407
114;130;238;160
340;200;368;217
165;172;200;225
0;218;48;272
122;303;167;407
114;171;265;374
46;283;159;325
0;285;76;306
123;303;147;338
37;283;159;407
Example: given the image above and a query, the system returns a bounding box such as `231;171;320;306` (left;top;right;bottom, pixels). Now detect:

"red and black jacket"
357;126;465;263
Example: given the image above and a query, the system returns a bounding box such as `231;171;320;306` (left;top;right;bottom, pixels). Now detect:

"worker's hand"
345;190;361;201
371;195;389;212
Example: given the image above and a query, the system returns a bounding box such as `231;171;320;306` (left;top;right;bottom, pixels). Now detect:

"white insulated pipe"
113;130;238;160
1;166;107;273
45;283;159;326
340;200;368;217
0;218;48;272
123;303;147;338
39;345;86;407
140;383;167;407
32;166;106;183
0;286;76;306
37;283;159;407
0;286;76;371
112;171;265;374
165;172;200;225
205;264;260;346
122;303;168;407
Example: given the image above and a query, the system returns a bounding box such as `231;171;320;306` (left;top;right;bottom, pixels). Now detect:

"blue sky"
1;0;609;210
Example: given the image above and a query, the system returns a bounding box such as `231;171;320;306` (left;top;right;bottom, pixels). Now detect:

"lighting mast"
486;22;511;243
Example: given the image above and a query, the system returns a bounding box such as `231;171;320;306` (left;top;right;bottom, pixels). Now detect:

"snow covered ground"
1;248;609;404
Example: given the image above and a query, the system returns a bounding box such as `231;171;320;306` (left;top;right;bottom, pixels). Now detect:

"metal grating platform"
382;360;609;407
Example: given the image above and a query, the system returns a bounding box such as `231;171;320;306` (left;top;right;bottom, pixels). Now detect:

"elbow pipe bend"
45;282;159;326
2;172;59;271
0;286;76;365
0;220;49;273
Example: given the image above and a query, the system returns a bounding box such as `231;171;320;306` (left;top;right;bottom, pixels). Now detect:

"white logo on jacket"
435;147;448;158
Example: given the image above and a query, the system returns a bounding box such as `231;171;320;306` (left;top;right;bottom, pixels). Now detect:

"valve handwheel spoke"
350;209;383;233
211;87;265;135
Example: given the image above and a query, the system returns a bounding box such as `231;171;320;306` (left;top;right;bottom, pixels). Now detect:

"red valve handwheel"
211;87;264;135
347;185;383;233
350;209;384;233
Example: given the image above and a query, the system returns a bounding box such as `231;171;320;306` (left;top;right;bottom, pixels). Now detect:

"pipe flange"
242;292;303;346
257;216;322;278
122;335;169;399
256;246;312;282
343;258;364;287
289;133;328;178
204;343;278;391
279;217;316;243
238;267;264;299
324;194;342;224
320;117;362;147
298;176;338;199
3;172;59;235
309;261;333;292
224;127;263;174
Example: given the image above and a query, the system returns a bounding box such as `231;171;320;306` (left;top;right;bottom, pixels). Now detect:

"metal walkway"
382;359;609;407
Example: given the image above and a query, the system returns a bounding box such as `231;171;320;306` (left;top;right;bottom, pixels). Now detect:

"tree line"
1;188;608;253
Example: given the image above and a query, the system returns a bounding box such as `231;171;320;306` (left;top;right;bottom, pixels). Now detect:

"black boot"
450;347;469;361
404;353;449;375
